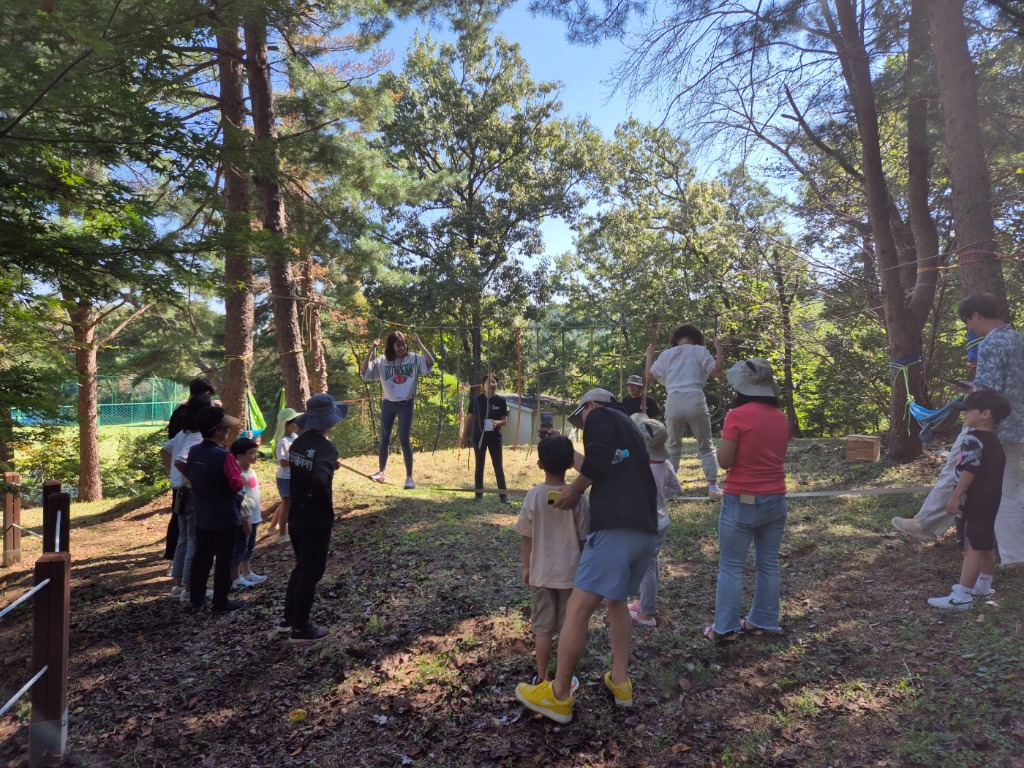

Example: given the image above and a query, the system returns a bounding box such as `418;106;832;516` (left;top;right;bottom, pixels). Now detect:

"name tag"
740;494;756;504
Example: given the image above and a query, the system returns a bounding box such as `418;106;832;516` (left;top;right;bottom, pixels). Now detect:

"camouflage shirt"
975;324;1024;444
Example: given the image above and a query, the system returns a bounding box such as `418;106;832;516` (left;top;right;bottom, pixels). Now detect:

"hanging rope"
432;326;445;453
514;326;523;448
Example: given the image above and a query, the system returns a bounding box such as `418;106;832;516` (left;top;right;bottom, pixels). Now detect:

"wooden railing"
1;473;71;766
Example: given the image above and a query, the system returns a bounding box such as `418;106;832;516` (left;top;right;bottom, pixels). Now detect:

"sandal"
702;624;739;645
740;619;765;637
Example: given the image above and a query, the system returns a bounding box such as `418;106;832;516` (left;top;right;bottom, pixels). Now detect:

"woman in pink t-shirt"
704;358;791;643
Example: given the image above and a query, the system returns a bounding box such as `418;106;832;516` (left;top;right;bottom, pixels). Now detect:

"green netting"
14;376;189;427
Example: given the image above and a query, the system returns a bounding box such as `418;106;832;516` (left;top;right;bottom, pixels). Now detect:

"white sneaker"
404;477;416;489
233;577;252;590
927;592;973;611
170;585;185;599
245;572;267;585
891;517;937;542
951;584;994;597
369;471;385;483
277;533;291;544
708;485;723;501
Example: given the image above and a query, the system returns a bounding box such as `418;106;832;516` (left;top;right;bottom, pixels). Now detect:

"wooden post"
3;471;21;566
42;488;69;555
29;552;70;766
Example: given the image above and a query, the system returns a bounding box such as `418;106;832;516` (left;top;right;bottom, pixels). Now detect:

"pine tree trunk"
245;17;310;410
67;301;102;501
834;0;930;460
929;0;1007;305
214;8;253;436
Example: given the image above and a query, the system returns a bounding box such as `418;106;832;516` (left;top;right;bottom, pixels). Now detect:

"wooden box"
845;435;881;463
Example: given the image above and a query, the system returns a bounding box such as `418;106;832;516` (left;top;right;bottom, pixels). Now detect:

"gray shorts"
574;528;659;602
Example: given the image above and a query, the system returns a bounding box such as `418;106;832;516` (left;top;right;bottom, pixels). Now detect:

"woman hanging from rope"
360;330;435;489
646;323;725;500
462;373;512;506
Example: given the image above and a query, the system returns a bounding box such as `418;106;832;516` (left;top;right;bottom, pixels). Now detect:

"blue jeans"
171;489;197;585
713;493;787;634
379;398;415;476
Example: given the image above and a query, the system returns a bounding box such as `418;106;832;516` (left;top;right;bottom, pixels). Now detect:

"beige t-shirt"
516;484;590;589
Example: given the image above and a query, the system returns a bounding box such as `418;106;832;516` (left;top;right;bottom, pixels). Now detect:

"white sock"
973;573;993;594
952;583;974;602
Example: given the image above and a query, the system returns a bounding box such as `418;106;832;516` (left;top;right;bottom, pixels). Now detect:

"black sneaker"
289;625;329;643
190;600;207;614
275;620;292;636
212;598;245;614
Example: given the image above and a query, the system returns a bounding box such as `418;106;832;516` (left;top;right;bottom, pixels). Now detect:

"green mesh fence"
15;376;189;427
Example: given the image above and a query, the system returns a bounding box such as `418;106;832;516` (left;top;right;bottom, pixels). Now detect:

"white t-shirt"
163;432;188;489
649;344;716;393
516;484;590;589
649;461;681;532
361;352;432;402
240;468;262;524
174;431;203;483
275;434;296;479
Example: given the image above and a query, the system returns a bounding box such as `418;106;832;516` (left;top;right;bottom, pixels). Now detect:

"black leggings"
473;435;507;499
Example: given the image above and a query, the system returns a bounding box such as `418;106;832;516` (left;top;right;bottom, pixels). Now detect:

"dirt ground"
1;441;1023;767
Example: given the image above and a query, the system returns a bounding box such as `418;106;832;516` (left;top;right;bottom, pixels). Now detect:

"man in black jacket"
516;389;658;723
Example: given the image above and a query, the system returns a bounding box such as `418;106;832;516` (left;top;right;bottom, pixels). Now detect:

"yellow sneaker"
515;679;573;723
603;671;634;707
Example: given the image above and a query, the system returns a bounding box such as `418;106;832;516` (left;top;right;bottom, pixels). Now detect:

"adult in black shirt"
167;377;217;439
622;375;660;419
282;393;347;643
465;374;511;505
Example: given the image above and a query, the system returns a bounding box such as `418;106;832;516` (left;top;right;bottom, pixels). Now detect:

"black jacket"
580;404;658;534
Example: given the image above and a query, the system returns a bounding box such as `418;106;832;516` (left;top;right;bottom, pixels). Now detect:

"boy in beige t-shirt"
516;436;590;687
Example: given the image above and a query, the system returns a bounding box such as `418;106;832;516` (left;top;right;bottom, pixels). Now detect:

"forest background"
1;0;1023;502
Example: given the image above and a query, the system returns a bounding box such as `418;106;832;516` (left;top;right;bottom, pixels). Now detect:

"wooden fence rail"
0;478;71;767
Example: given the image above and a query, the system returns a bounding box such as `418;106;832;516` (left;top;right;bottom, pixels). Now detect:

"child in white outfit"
629;416;681;627
231;438;267;587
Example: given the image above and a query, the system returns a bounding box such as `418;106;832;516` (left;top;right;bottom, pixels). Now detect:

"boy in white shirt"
516;436;590;688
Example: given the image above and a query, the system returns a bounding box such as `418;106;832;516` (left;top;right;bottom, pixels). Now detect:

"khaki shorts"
530;586;573;638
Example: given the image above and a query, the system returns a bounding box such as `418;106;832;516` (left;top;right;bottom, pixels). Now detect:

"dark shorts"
956;507;997;552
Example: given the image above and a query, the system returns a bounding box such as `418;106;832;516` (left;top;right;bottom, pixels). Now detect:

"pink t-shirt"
721;403;791;495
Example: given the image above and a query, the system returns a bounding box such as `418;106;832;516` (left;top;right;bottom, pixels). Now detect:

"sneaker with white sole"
277;533;291;544
232;577;252;589
708;485;723;501
603;671;634;707
530;675;580;695
404;477;416;489
170;585;185;599
245;572;267;585
891;517;937;542
927;592;973;611
515;679;573;724
369;471;385;484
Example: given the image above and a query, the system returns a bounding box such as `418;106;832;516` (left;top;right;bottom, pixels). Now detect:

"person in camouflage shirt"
893;293;1024;572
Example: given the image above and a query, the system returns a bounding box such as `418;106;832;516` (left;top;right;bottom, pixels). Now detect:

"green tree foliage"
370;10;602;379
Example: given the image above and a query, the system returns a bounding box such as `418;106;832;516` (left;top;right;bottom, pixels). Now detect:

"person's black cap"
951;389;1012;424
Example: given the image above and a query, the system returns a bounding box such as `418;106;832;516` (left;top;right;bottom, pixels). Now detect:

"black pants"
284;526;331;630
190;525;238;609
164;488;180;559
474;435;507;500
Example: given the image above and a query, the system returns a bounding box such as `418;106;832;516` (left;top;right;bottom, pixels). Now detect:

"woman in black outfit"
465;374;511;505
